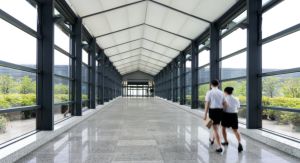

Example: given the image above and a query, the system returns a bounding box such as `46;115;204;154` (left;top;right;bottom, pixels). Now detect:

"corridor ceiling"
66;0;238;75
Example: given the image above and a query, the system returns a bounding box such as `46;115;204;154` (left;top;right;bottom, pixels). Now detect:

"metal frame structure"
1;0;299;146
154;0;300;136
0;0;122;146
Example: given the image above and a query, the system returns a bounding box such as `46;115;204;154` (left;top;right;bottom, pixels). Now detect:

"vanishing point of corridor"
17;98;299;163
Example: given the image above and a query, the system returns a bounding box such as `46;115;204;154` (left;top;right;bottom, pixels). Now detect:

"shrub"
0;116;7;133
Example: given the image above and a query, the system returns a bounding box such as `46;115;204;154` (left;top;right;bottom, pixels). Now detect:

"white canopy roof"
66;0;238;75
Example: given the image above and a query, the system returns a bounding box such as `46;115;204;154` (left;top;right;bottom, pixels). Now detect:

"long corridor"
17;98;299;163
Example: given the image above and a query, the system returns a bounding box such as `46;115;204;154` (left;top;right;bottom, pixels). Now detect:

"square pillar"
89;38;96;109
72;17;82;116
191;41;199;109
36;0;54;130
210;23;220;81
246;0;262;129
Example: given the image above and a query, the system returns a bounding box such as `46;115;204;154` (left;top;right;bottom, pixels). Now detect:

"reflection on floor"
17;98;299;163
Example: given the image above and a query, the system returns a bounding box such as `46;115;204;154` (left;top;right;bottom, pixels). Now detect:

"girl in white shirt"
221;87;243;152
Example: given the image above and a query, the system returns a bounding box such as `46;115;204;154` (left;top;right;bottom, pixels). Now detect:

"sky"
0;0;300;72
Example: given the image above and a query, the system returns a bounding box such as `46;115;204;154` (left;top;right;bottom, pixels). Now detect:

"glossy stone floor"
17;98;299;163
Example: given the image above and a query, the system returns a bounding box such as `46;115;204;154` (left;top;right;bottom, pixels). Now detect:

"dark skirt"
221;112;238;129
209;109;223;125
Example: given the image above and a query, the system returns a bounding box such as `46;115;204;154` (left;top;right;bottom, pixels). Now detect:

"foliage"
54;94;69;103
281;78;300;98
54;84;69;94
0;116;7;133
82;94;88;100
262;77;280;97
17;76;36;94
0;75;16;94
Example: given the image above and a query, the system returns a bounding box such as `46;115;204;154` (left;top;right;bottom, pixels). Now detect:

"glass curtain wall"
219;10;247;123
198;37;210;109
0;1;38;144
260;0;300;138
185;52;192;105
53;9;73;122
81;49;89;109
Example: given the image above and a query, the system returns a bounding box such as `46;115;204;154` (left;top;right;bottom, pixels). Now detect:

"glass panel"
221;79;247;124
54;104;72;123
54;25;70;52
54;50;70;77
185;60;191;73
185;86;191;106
54;77;70;103
0;19;36;68
221;52;246;80
82;50;89;64
0;67;36;109
262;0;300;38
198;65;210;84
221;80;246;105
0;0;37;30
262;111;300;139
82;83;89;101
221;28;247;57
262;31;300;73
82;64;89;82
185;72;191;87
198;84;210;109
198;49;210;67
221;11;247;34
262;73;300;108
0;111;36;144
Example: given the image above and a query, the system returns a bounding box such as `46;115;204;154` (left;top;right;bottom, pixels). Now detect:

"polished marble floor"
17;98;299;163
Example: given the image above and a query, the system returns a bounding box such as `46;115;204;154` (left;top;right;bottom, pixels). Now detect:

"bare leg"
233;129;243;152
232;129;241;143
212;124;221;148
222;127;228;143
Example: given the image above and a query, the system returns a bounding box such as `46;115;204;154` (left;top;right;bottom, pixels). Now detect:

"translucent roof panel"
152;0;238;22
104;39;142;56
96;25;144;49
66;0;239;75
146;2;209;39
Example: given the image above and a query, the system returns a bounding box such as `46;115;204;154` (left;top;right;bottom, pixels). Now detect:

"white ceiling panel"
96;36;115;49
170;37;191;50
109;49;141;61
100;0;141;11
117;40;142;54
66;0;239;76
141;49;171;62
67;0;105;16
83;14;110;36
105;2;146;31
153;0;238;22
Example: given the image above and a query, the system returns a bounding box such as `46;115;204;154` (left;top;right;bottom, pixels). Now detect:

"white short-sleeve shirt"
224;95;240;113
205;87;225;109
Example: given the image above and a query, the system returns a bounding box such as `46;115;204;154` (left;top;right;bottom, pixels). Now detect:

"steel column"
210;23;220;81
191;41;199;109
180;52;186;105
36;0;54;130
246;0;262;129
89;38;96;109
72;17;82;116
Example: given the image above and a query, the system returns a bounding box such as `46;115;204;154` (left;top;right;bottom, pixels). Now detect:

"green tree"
0;75;15;94
18;76;36;94
262;76;280;98
281;78;300;98
54;84;69;94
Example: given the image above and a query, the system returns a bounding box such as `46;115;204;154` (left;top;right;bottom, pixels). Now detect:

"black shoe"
209;138;214;145
221;142;229;146
238;143;243;152
216;148;223;153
